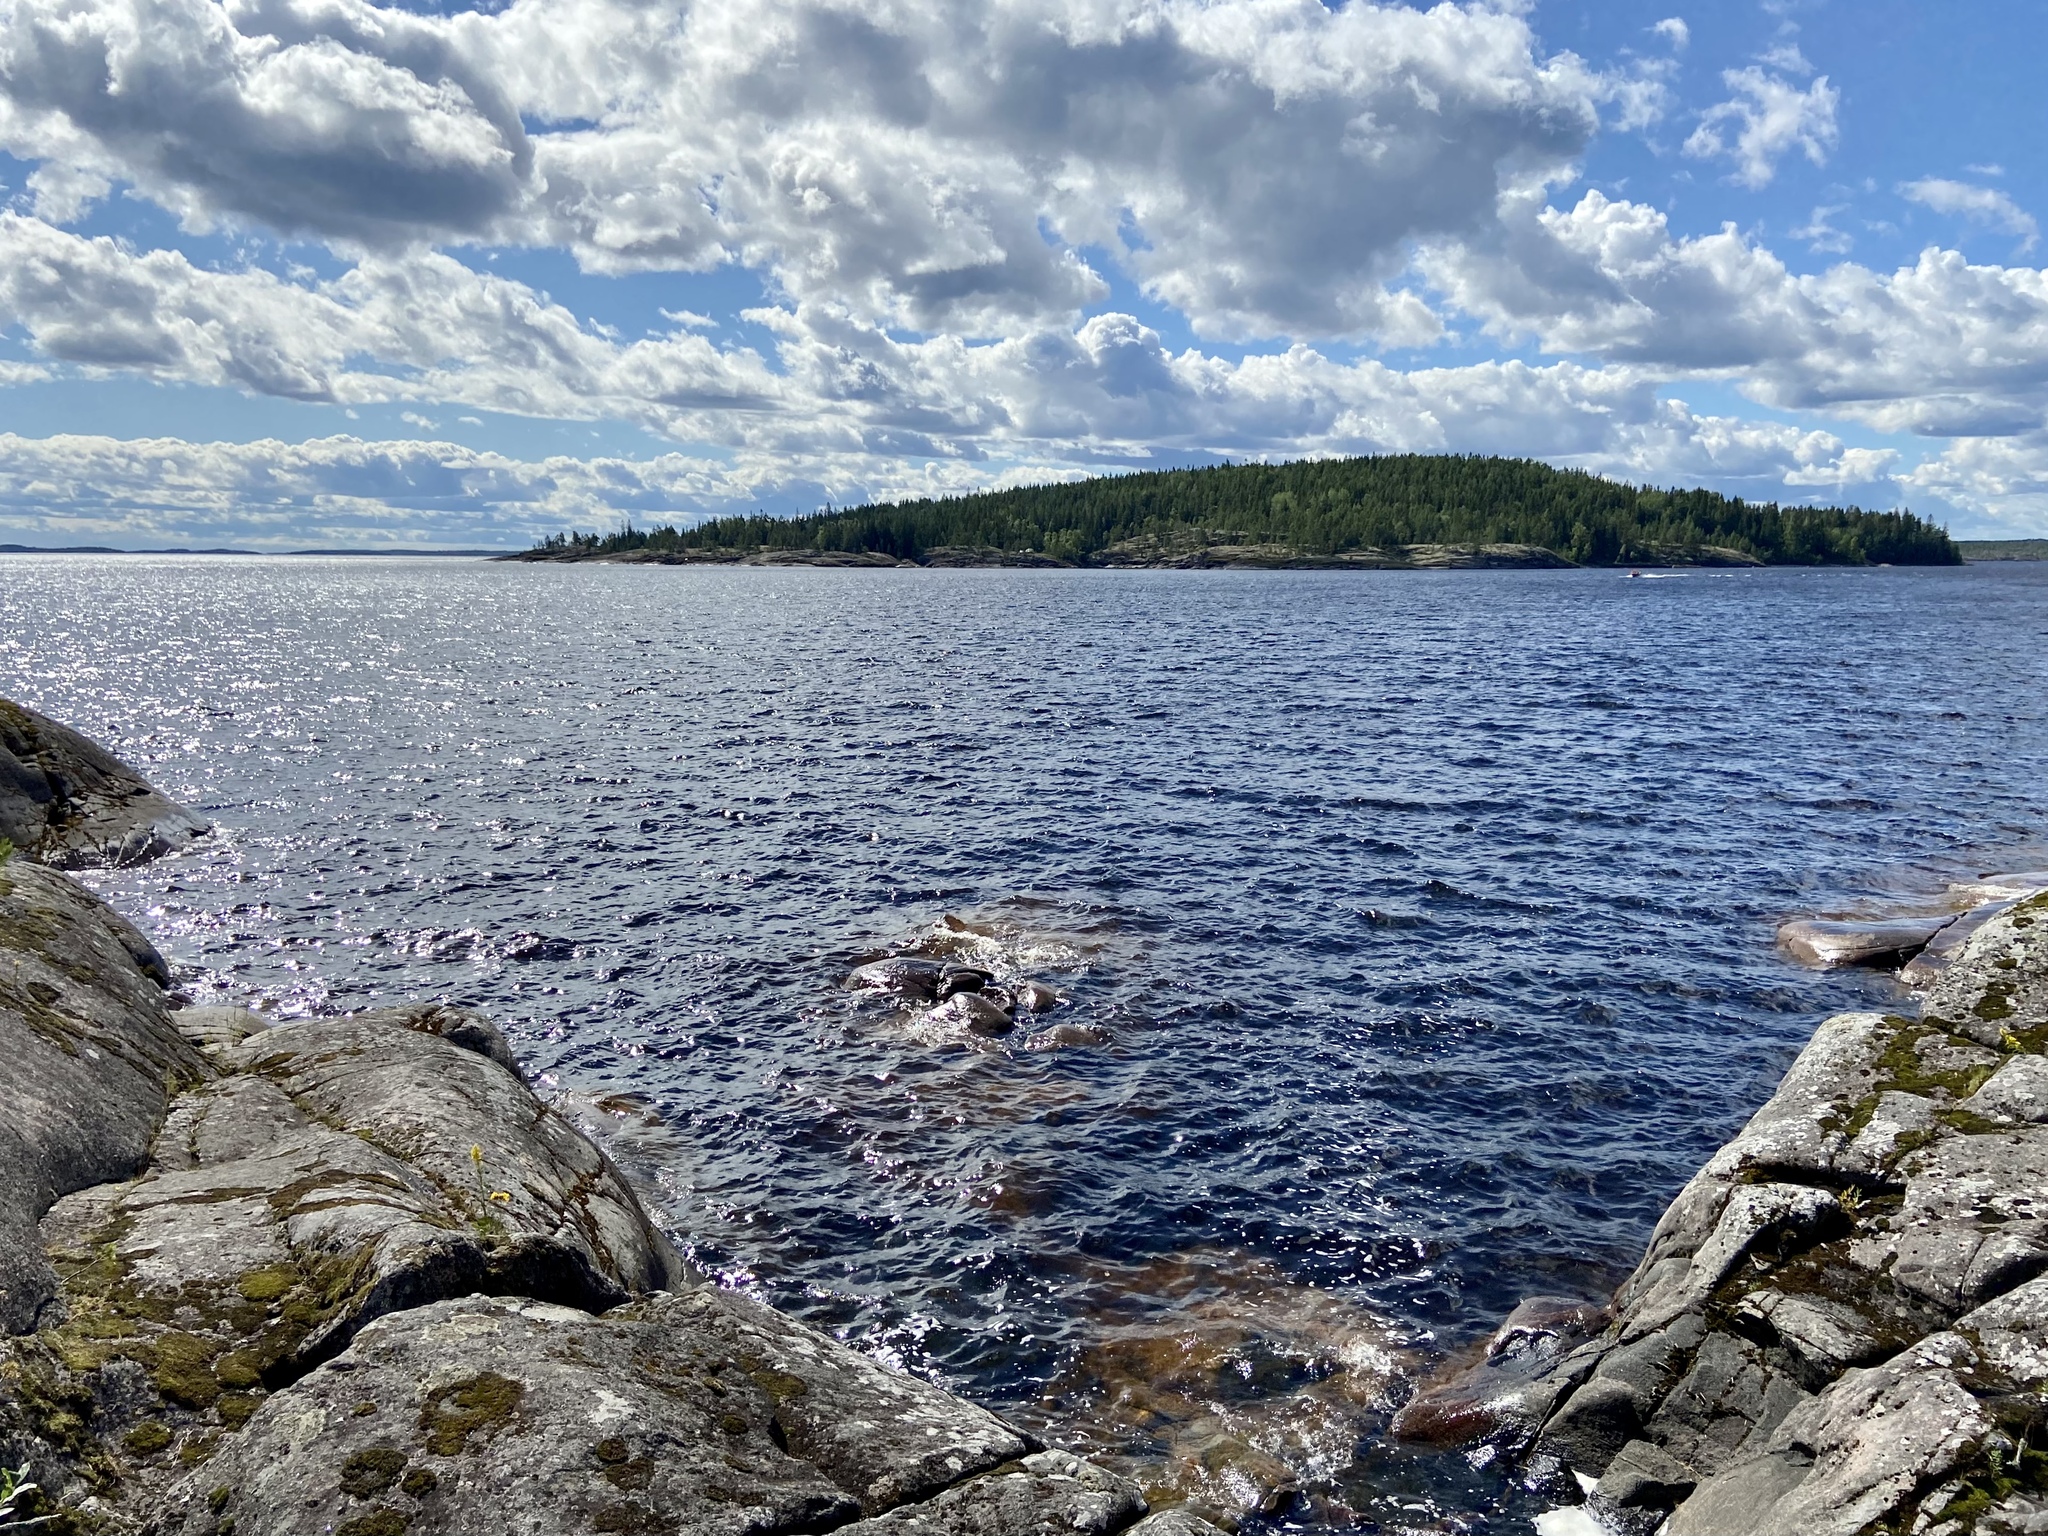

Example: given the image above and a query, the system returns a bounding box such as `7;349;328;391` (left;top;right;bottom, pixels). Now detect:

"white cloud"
1790;203;1851;254
1901;178;2040;253
1684;66;1838;188
1423;191;2048;438
1901;434;2048;531
0;0;1607;343
0;364;1920;550
1651;18;1689;50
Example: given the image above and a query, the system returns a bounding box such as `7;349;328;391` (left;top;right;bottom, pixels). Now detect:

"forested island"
511;455;1958;569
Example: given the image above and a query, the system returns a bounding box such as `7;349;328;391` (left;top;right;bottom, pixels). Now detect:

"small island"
504;455;1960;570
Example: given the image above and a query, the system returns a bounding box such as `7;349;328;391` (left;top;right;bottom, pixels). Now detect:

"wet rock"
1949;871;2048;906
833;1449;1144;1535
0;698;209;868
924;992;1016;1039
1639;1329;1809;1477
156;1289;1040;1536
1589;1439;1697;1534
938;965;994;998
1777;915;1953;969
849;957;946;1002
1026;1022;1111;1050
1125;1511;1232;1536
1014;981;1061;1014
0;861;207;1335
1390;1296;1608;1449
1532;1376;1642;1474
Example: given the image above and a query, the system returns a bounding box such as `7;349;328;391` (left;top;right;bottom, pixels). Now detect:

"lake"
9;556;2046;1528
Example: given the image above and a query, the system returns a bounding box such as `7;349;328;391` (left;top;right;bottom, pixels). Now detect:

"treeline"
529;456;1959;566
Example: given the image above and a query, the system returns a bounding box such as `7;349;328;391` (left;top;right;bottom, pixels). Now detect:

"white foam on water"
1533;1507;1606;1536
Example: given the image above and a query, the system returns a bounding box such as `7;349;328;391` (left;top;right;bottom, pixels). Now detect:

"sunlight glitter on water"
8;554;2048;1528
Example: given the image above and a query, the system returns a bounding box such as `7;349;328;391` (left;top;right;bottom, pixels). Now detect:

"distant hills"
1957;540;2048;561
515;455;1960;568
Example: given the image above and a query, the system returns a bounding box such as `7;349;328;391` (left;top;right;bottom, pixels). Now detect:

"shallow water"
9;557;2048;1530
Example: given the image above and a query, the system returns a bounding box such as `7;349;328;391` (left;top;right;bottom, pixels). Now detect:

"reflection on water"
6;555;2048;1528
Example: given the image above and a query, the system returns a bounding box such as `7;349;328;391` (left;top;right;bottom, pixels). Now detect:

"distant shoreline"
0;545;513;557
1958;538;2048;561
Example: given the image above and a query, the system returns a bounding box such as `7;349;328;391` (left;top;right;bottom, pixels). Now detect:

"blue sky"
0;0;2043;547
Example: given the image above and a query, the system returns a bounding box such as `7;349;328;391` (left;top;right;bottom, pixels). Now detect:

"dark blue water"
10;557;2048;1530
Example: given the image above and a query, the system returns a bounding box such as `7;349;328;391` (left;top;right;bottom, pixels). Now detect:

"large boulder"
9;1003;682;1512
0;699;208;868
1464;893;2048;1535
0;861;203;1336
155;1290;1057;1536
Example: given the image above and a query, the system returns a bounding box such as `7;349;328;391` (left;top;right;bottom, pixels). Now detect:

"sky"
0;0;2044;549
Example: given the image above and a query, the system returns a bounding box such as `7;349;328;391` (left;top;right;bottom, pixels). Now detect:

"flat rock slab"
0;698;208;868
1777;917;1953;969
160;1290;1044;1536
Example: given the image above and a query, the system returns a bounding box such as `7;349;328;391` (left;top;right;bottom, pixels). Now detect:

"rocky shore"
1397;876;2048;1535
0;710;1218;1536
502;534;1763;571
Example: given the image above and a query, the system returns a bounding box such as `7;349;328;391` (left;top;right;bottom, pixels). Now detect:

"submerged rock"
923;992;1017;1039
0;697;208;867
849;956;947;1002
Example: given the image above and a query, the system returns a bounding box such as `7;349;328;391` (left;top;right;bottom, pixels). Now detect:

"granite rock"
156;1289;1043;1536
0;698;208;868
0;861;205;1335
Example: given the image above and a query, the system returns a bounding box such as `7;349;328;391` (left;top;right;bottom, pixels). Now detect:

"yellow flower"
489;1191;512;1204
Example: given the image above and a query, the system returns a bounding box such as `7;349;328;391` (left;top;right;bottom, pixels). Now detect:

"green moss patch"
339;1446;409;1498
122;1421;173;1455
419;1372;524;1456
335;1507;410;1536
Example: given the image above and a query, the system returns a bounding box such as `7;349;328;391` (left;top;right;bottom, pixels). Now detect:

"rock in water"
1014;981;1061;1014
848;956;946;1002
0;707;1158;1536
0;697;209;867
1776;915;1953;968
925;992;1016;1038
1469;890;2048;1536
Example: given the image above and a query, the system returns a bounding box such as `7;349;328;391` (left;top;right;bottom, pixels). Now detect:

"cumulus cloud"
1651;18;1689;50
1900;434;2048;530
1684;65;1838;188
1901;178;2040;253
0;364;1917;549
1423;191;2048;437
0;0;1608;342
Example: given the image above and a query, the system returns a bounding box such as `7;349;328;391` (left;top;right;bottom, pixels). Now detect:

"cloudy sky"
0;0;2042;548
